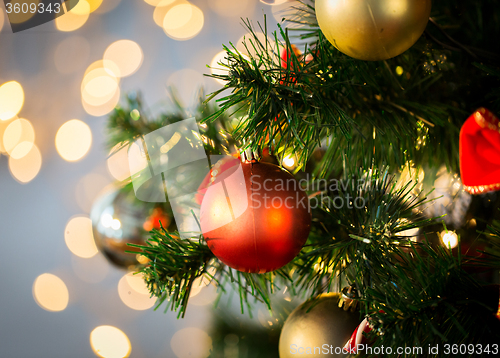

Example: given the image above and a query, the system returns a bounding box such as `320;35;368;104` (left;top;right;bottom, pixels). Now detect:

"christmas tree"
103;1;500;356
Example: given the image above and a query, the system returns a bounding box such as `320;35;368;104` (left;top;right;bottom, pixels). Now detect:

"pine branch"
294;166;438;295
204;1;500;176
132;227;293;317
107;89;236;157
129;229;214;318
365;244;500;354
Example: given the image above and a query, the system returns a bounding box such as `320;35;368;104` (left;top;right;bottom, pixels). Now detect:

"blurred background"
0;1;293;357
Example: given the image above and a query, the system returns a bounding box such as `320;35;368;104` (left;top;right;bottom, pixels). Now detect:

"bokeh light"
396;162;425;193
8;144;42;183
7;0;39;24
125;272;150;295
55;0;91;32
440;230;458;249
90;325;131;358
208;0;252;18
54;36;91;74
82;67;120;105
81;60;121;116
84;60;121;78
162;3;204;40
107;143;131;181
55;119;92;162
144;0;163;6
166;68;206;105
118;272;156;310
82;87;121;117
170;328;213;358
237;32;275;58
33;273;69;312
3;118;35;159
189;284;218;306
0;119;14;153
282;155;296;170
0;81;24;121
64;216;98;258
103;40;144;78
271;1;302;27
210;50;230;85
86;0;104;13
153;0;180;27
188;273;213;298
0;5;4;31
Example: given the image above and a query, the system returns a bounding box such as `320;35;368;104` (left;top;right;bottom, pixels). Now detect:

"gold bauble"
279;293;360;358
315;0;432;60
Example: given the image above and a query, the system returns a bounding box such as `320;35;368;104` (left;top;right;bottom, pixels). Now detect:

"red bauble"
200;160;311;273
143;207;171;231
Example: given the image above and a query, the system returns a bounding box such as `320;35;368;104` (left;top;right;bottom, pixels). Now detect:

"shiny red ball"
200;160;311;273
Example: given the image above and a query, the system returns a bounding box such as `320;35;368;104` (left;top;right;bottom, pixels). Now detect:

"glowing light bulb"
64;216;98;258
55;119;92;162
282;155;296;169
162;3;204;40
0;81;24;121
33;273;69;312
8;144;42;183
55;0;90;32
440;230;458;249
103;40;143;78
90;326;131;358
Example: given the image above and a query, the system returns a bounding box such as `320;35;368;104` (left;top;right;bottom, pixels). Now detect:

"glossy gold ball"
316;0;432;60
279;293;360;357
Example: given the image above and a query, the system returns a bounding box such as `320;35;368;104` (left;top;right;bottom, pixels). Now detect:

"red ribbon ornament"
459;108;500;194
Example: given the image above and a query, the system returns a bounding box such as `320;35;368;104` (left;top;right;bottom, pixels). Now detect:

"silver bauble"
90;187;175;269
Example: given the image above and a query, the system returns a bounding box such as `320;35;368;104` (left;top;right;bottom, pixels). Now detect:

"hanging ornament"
280;44;316;84
281;44;303;70
343;316;372;354
315;0;432;60
460;108;500;194
90;187;175;269
200;152;311;273
143;207;171;231
279;293;360;357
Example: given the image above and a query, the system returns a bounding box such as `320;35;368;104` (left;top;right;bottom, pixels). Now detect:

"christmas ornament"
200;155;311;273
460;108;500;194
90;187;175;269
280;45;316;84
195;155;240;205
315;0;432;60
281;44;303;70
143;207;171;232
279;293;360;357
343;316;372;354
